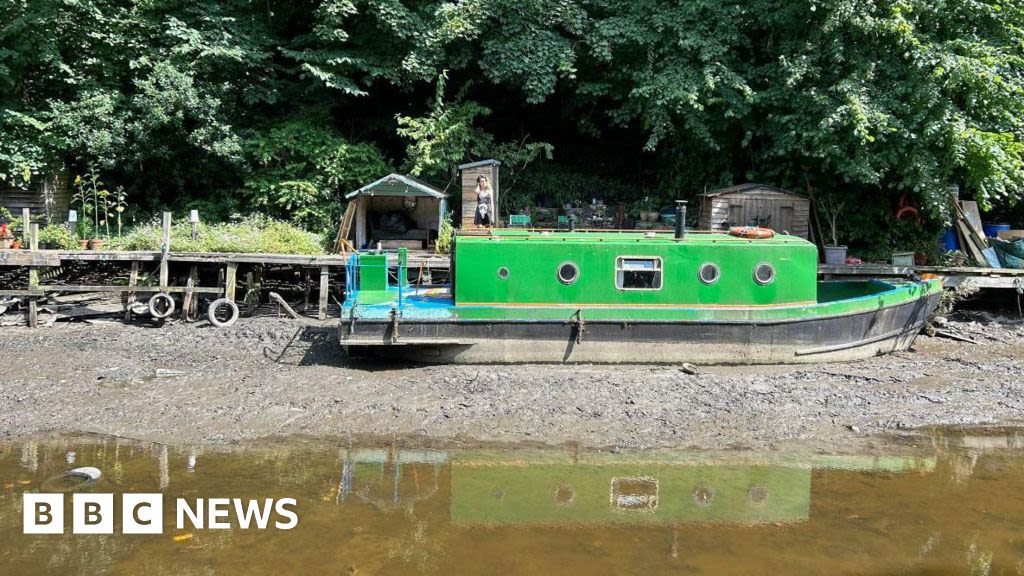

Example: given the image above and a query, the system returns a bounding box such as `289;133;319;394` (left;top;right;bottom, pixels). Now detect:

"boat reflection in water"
2;431;1023;575
447;449;930;526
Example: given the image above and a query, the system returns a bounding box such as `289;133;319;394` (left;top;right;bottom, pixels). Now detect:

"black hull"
342;292;941;364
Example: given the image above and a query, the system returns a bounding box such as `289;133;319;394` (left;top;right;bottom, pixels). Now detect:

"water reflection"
1;431;1021;575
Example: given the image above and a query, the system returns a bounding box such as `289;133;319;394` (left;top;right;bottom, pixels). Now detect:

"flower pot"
824;245;848;265
88;238;104;250
643;211;659;222
11;240;21;250
891;251;915;266
0;238;11;250
78;239;90;249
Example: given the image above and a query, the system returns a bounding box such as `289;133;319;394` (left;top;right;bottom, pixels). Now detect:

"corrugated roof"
457;159;501;170
704;183;808;198
345;173;448;200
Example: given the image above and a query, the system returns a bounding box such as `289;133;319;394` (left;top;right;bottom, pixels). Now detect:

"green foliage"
241;111;390;235
0;206;23;237
110;216;325;255
36;224;77;249
396;72;492;181
490;138;555;214
2;0;1023;247
516;163;649;207
629;196;659;216
435;211;455;254
72;166;110;239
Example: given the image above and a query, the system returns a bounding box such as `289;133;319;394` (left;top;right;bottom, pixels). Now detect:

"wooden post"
125;261;139;322
224;262;237;302
182;265;198;321
28;224;39;287
244;268;262;315
21;208;31;244
27;223;39;328
27;298;37;328
303;268;311;312
318;265;329;320
159;211;171;289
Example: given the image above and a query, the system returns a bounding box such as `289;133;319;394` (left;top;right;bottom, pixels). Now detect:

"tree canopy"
3;0;1023;242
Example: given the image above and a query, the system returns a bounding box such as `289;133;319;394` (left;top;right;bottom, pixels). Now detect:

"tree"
2;0;1023;246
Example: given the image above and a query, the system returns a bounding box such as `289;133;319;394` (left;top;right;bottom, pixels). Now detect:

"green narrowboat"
340;215;941;364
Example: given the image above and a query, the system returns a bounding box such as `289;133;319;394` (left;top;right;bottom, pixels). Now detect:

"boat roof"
456;229;812;245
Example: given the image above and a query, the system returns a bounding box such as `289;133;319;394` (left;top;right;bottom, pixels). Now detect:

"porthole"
497;266;509;279
748;485;768;506
557;261;579;285
693;484;714;507
554;485;575;507
698;263;720;285
753;262;775;285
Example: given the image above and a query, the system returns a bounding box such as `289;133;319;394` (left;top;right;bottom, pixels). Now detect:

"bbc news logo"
24;494;298;534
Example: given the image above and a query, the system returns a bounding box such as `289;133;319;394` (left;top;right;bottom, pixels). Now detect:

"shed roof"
345;173;448;200
704;183;808;199
457;159;501;170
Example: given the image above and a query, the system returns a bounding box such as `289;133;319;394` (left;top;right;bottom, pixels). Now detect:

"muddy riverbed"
0;311;1022;450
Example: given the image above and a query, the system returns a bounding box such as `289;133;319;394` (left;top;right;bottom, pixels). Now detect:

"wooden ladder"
334;201;357;255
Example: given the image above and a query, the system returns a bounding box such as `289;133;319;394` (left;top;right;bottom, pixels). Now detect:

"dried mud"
0;312;1021;450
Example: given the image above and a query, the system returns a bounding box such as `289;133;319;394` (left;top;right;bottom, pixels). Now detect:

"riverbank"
0;311;1021;450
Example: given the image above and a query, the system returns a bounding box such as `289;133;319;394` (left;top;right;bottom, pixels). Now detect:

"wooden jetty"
819;264;1024;289
0;212;450;327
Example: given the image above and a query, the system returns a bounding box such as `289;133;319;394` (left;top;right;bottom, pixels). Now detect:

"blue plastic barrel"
983;223;1011;238
942;228;959;251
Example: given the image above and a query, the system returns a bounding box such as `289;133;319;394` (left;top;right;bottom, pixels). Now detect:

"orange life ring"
728;226;776;239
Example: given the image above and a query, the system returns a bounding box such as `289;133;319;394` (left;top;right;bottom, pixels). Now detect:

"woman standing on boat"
475;175;493;227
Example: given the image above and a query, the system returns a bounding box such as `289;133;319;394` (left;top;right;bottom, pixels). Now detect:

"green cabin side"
452;231;819;307
450;463;811;525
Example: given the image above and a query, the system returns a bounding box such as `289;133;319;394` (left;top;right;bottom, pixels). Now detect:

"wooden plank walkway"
0;249;448;268
819;264;1024;289
0;211;453;326
0;251;448;326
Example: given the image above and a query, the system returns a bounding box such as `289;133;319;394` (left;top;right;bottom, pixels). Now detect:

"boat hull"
342;290;941;364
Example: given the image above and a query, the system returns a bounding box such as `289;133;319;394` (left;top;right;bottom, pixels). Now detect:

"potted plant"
816;194;848;265
38;224;76;250
74;165;108;250
631;196;660;223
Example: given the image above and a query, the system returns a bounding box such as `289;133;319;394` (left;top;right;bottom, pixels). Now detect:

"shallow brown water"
2;431;1024;575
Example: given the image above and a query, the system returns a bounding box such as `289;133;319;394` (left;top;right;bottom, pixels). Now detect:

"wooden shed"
0;171;71;224
698;183;813;240
458;159;500;229
345;173;448;250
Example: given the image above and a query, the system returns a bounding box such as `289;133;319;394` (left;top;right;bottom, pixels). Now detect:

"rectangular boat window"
610;476;659;512
616;257;662;290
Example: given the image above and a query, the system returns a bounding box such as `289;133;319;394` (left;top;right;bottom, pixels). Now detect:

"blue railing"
345;253;359;299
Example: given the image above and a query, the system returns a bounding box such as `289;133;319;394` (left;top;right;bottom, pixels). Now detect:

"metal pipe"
675;200;687;239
